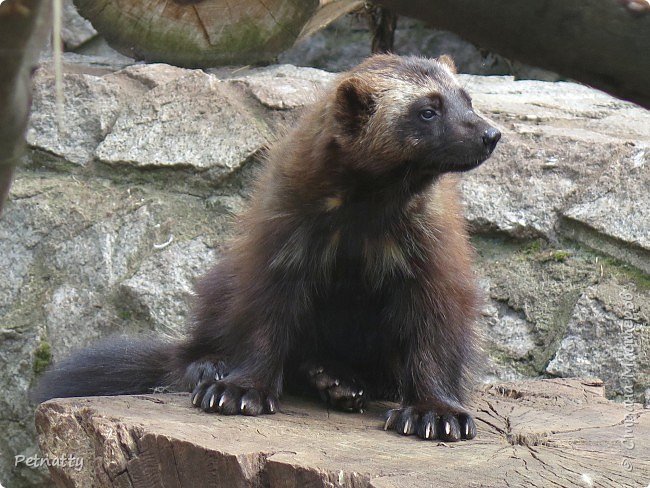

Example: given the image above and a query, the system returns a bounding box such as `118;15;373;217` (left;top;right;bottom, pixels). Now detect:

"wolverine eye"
419;109;438;121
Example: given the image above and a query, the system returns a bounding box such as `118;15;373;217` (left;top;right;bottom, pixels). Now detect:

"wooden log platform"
35;378;650;487
374;0;650;109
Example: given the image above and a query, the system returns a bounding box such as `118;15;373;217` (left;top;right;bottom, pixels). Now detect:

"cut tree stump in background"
71;0;365;68
36;378;649;487
73;0;320;67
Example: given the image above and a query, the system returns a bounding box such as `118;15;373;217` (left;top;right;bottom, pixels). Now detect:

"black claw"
314;373;335;390
184;360;229;391
307;365;324;377
395;408;417;436
200;383;222;412
417;412;439;440
384;407;476;442
301;361;367;412
264;395;279;414
191;382;208;406
438;414;462;442
214;360;228;380
218;386;241;415
191;392;200;406
458;413;477;440
240;389;263;416
190;377;277;417
384;409;400;431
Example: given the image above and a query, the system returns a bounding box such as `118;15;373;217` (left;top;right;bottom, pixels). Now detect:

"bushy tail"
31;336;179;403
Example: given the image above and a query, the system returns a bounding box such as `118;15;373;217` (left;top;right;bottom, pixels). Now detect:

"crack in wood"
192;4;212;46
35;379;650;487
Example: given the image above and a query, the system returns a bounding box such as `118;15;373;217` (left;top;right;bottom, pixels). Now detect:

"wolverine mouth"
438;151;492;173
450;157;488;172
417;144;497;176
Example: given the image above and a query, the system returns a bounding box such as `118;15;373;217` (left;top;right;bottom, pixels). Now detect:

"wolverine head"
330;54;500;178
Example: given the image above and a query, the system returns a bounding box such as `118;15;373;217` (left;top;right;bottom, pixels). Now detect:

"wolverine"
34;54;501;442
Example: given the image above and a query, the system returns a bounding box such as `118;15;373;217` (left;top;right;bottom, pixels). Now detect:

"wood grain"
36;378;650;487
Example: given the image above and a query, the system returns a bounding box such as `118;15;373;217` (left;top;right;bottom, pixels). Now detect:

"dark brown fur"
35;54;500;442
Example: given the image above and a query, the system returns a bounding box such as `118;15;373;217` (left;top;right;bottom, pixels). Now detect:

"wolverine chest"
311;259;390;361
267;209;429;289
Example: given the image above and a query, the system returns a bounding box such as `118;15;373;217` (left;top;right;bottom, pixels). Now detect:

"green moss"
536;250;571;263
471;235;525;260
601;257;650;291
550;250;571;262
517;239;571;263
119;309;133;321
522;239;544;255
486;348;539;377
33;341;52;375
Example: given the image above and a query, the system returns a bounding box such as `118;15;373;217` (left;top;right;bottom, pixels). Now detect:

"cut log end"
35;378;650;487
73;0;321;67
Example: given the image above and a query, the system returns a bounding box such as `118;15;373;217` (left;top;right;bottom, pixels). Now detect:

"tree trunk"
35;378;649;487
374;0;650;109
72;0;320;67
0;0;52;214
367;6;398;54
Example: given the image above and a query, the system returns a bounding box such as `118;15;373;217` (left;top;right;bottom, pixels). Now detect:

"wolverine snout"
482;127;501;153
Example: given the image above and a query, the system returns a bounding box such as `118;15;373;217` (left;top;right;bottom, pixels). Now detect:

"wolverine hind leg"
298;360;367;412
183;359;229;389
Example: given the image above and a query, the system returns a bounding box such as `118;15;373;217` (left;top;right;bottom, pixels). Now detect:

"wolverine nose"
482;127;501;152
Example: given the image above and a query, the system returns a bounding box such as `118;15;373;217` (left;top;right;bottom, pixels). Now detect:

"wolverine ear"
334;77;376;135
437;54;457;74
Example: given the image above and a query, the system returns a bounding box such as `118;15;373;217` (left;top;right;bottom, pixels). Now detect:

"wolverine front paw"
302;362;366;412
191;380;279;416
383;406;476;442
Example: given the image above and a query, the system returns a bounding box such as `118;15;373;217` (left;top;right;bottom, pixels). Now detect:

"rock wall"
0;55;648;486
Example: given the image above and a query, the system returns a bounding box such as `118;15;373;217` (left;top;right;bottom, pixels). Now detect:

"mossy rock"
73;0;320;67
33;341;52;375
